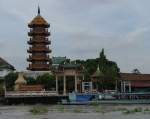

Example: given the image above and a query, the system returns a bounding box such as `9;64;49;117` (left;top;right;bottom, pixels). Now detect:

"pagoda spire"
38;5;40;15
27;7;51;71
95;65;104;77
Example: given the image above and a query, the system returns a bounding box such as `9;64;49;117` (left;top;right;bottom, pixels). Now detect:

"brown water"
0;105;150;119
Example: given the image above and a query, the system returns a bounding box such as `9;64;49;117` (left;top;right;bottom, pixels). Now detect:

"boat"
69;92;96;101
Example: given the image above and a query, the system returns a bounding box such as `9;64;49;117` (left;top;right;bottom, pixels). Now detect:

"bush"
122;107;142;114
29;106;48;115
25;77;36;85
4;72;18;91
36;73;55;90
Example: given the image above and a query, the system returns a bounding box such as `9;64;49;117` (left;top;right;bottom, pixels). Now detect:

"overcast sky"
0;0;150;73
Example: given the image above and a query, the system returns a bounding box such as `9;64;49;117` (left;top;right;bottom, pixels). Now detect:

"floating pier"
3;91;68;104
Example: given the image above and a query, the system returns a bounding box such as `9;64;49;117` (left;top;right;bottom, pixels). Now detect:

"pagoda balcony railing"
27;47;51;53
28;38;51;44
30;29;49;32
28;29;50;36
54;69;84;74
28;23;50;28
27;64;50;70
27;55;50;61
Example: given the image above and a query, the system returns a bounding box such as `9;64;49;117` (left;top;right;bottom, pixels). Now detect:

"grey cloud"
0;0;150;73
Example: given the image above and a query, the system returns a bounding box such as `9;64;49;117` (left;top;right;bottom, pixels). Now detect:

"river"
0;105;150;119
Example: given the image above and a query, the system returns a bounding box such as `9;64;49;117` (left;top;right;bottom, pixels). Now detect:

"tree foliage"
4;72;18;91
36;73;55;90
25;77;36;85
4;73;56;91
96;49;120;90
72;49;120;90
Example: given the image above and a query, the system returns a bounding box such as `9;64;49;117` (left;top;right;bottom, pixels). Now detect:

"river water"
0;105;150;119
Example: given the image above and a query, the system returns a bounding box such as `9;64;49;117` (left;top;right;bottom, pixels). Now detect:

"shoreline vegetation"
28;104;150;115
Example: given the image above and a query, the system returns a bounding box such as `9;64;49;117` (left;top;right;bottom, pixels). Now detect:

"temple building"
0;57;15;79
91;65;104;92
27;6;51;71
53;64;84;95
120;73;150;93
52;57;67;69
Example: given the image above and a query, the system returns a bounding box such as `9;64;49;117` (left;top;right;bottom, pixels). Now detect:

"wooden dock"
2;91;68;104
61;99;150;105
5;91;59;98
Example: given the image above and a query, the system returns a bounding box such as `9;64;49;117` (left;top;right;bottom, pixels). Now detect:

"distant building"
52;57;67;69
53;63;84;94
120;73;150;93
0;57;15;79
27;6;52;71
91;67;150;93
91;66;105;92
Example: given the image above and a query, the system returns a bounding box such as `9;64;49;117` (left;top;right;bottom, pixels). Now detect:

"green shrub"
89;101;99;106
122;107;142;114
57;105;66;112
5;72;18;91
73;109;82;113
36;73;55;90
29;106;48;115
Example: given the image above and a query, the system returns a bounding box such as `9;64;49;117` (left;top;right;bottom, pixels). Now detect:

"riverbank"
0;104;150;119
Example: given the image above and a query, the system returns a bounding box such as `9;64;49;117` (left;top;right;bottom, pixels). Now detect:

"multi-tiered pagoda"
27;7;51;71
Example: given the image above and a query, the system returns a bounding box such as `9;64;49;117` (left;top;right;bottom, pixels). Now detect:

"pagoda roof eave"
28;15;50;27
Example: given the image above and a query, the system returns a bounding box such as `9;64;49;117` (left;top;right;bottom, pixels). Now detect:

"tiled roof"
0;57;15;70
120;73;150;81
28;15;49;26
52;57;67;65
60;64;82;69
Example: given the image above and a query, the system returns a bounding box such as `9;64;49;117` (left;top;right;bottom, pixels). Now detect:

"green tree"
4;72;18;91
25;77;36;85
97;49;120;90
69;49;120;90
99;48;107;68
36;73;55;90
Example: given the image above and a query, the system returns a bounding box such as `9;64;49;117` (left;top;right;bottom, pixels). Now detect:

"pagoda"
27;6;51;71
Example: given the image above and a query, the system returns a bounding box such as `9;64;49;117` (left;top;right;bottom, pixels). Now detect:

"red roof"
131;82;150;87
120;73;150;81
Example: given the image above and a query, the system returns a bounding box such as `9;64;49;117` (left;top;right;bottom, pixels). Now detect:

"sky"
0;0;150;73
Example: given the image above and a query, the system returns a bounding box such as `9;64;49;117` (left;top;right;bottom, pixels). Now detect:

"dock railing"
5;91;58;98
